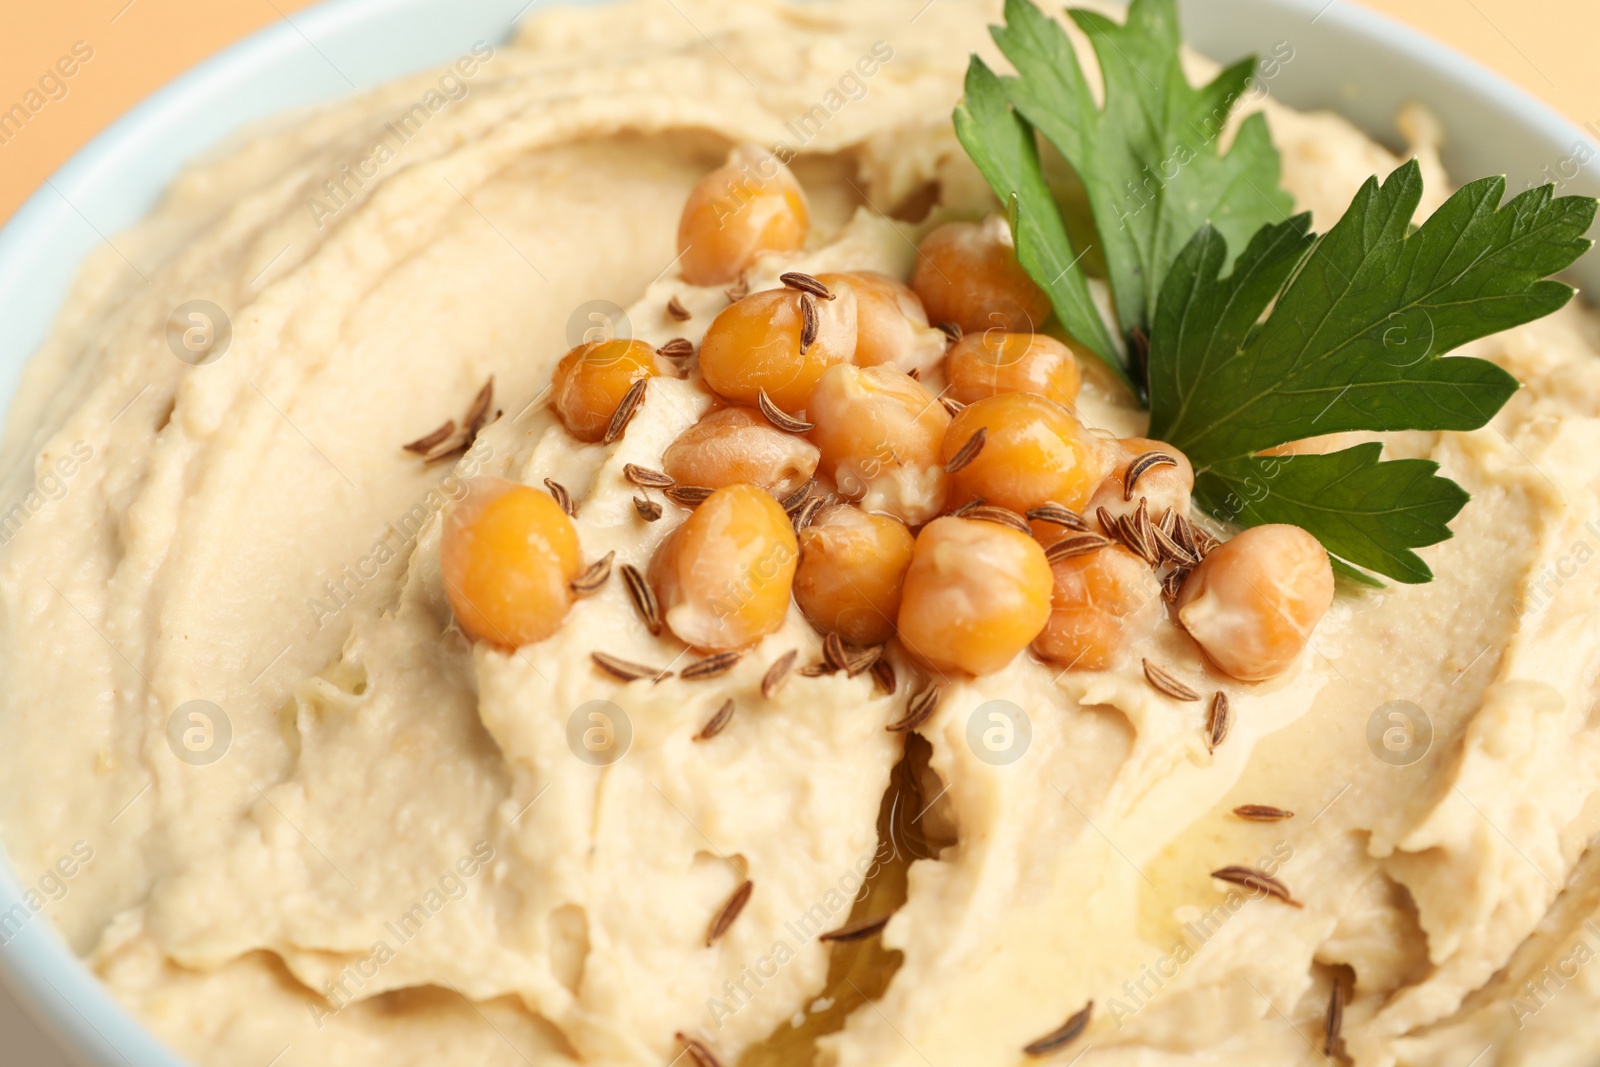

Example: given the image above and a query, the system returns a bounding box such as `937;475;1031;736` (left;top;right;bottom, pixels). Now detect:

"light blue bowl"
0;0;1593;1063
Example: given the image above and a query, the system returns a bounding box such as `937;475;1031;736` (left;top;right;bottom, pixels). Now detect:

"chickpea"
678;144;809;286
794;505;915;646
942;393;1109;515
1032;545;1163;671
551;338;671;443
440;477;581;649
698;284;858;413
648;484;799;651
817;271;947;377
1086;436;1196;527
663;406;819;497
896;516;1053;676
945;330;1081;408
911;215;1051;334
807;363;950;525
1177;524;1335;682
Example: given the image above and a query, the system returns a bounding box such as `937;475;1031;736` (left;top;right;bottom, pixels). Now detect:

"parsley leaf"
953;0;1598;585
987;0;1291;350
1149;160;1596;582
1198;448;1470;584
954;59;1122;379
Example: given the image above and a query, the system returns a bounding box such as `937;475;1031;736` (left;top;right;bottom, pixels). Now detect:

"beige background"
0;0;1596;225
0;0;1595;1063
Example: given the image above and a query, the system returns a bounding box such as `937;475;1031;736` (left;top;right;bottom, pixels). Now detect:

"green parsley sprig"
954;0;1596;584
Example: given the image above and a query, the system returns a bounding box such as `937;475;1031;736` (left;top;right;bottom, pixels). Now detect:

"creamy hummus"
4;1;1600;1065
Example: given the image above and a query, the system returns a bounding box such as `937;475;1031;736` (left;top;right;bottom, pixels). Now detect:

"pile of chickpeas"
439;146;1335;686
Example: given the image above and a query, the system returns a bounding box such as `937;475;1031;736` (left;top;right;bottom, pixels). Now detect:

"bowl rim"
0;1;1594;1065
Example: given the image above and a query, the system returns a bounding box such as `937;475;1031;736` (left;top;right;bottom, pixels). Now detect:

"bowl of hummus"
1;1;1598;1066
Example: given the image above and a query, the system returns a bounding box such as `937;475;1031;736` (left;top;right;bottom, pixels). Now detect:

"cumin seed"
403;419;456;455
704;879;753;945
966;506;1031;535
887;684;940;732
799;292;819;351
681;650;743;681
724;273;749;302
1207;692;1231;752
845;644;883;678
1142;659;1201;701
939;396;966;416
1026;503;1088;531
569;551;614;596
602;378;647;444
1162;567;1191;601
1023;1001;1093;1057
1233;804;1294;822
819;913;893;943
792;496;823;530
758;387;814;433
950;497;986;518
1045;533;1113;563
619;563;661;635
1123;451;1178;501
1324;978;1346;1058
936;321;963;344
591;651;671;683
945;427;987;474
634;496;664;522
665;485;715;508
761;650;798;699
657;337;695;361
544;478;576;518
780;478;817;514
780;271;834;299
822;632;851;673
1210;865;1302;908
870;657;897;696
1151;522;1197;567
423;437;470;465
667;295;692;321
694;699;737;742
465;377;495;437
624;463;675;490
